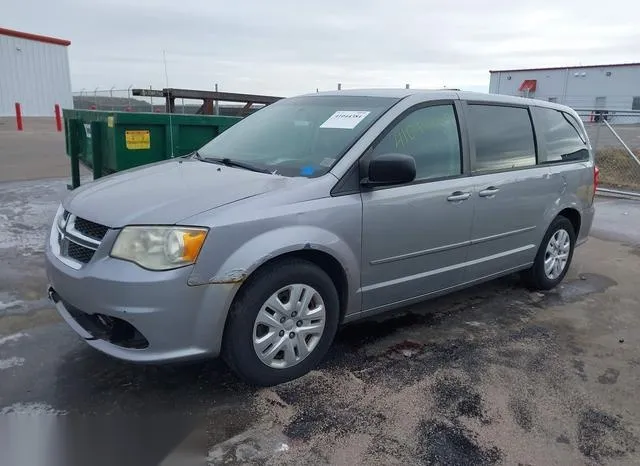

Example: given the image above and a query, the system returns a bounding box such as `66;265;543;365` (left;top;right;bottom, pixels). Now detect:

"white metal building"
489;63;640;111
0;27;72;117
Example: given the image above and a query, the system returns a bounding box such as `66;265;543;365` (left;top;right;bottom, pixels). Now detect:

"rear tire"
223;259;339;386
522;216;576;290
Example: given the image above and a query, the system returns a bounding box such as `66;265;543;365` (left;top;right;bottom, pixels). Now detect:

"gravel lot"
1;135;639;465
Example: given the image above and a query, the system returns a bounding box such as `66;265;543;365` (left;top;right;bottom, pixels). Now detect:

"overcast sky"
5;0;640;97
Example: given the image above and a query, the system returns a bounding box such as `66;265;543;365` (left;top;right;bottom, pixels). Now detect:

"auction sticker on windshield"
320;111;371;129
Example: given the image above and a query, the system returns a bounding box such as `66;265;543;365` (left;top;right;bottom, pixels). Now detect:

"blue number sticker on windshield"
300;166;315;176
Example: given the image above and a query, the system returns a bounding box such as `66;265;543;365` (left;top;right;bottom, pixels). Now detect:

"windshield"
197;95;399;177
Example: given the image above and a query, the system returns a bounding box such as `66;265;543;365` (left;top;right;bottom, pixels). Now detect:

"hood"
63;158;289;227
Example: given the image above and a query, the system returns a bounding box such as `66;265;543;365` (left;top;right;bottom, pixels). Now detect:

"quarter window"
534;107;589;163
468;105;536;172
370;105;461;181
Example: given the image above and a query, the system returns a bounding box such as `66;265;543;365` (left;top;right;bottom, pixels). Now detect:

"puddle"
418;420;502;465
334;312;437;351
433;376;486;421
542;273;617;305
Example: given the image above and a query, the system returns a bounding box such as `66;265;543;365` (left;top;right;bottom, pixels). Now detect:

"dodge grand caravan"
46;90;597;386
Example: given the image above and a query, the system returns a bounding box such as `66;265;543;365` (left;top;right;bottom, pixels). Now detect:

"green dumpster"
63;109;242;188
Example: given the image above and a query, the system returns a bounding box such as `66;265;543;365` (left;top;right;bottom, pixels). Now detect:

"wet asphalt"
1;177;640;465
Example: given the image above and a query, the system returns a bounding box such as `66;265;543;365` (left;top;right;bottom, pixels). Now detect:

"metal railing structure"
72;86;281;116
131;88;281;116
576;109;640;197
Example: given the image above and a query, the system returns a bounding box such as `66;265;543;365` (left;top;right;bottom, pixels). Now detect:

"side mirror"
362;153;416;187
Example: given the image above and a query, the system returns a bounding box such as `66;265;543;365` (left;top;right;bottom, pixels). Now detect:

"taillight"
592;165;600;202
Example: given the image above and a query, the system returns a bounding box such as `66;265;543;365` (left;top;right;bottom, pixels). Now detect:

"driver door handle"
447;191;471;202
479;186;500;197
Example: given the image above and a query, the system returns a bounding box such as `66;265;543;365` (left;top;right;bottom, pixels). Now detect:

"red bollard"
54;104;62;132
15;102;23;131
54;104;63;132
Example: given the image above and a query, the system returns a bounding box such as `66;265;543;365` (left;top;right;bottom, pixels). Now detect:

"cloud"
5;0;639;96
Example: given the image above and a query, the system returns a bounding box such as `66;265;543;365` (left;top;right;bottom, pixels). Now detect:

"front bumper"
45;243;238;363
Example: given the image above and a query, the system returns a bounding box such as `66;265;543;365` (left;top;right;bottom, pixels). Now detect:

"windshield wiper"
198;156;271;174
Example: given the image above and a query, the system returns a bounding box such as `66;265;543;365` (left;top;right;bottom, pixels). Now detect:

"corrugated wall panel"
0;35;72;117
489;66;640;110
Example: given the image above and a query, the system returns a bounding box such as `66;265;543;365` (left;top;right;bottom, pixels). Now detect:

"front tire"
522;216;576;290
223;259;339;386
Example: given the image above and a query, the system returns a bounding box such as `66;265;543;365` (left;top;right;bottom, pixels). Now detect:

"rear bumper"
45;245;238;363
577;204;596;246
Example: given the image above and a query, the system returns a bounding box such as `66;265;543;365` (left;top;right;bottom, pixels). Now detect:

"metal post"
68;119;82;189
15;103;23;131
149;85;153;112
54;104;62;132
94;87;99;109
593;117;603;153
127;84;133;109
214;83;219;116
90;122;104;180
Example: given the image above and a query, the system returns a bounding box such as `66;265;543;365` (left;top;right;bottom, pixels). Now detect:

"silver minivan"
46;90;597;385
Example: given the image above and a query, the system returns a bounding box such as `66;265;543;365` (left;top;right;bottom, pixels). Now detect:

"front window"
196;95;399;177
369;104;462;181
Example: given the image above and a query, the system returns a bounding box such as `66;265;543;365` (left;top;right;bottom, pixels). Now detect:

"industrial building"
0;27;72;117
489;63;640;111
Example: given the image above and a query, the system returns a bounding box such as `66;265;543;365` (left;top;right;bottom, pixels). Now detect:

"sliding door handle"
447;191;471;202
479;187;500;197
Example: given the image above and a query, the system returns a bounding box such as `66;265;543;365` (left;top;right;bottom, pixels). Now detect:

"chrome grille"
67;242;95;264
51;210;108;269
73;217;109;241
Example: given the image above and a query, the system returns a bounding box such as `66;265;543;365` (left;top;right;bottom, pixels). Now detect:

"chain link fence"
576;109;640;196
73;88;199;113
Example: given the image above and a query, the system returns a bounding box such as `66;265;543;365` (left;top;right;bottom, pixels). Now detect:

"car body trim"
470;226;537;245
370;239;471;265
360;244;535;293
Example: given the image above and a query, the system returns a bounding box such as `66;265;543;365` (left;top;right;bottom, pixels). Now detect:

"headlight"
111;226;208;270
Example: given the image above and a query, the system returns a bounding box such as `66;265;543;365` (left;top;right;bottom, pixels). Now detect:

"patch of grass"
595;148;640;191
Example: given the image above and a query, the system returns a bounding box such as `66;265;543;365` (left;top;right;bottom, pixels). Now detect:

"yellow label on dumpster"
125;130;150;150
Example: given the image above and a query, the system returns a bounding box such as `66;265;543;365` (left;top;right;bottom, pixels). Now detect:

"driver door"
360;102;475;311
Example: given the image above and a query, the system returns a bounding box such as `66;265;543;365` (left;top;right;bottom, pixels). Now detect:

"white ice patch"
0;300;23;311
465;321;484;327
0;402;67;415
320;110;370;129
0;179;64;253
0;332;28;345
0;357;25;370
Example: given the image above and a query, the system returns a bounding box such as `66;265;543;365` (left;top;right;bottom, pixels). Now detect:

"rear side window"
468;104;536;172
534;107;589;163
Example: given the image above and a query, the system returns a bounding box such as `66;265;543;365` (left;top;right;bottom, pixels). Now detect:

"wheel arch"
556;207;581;237
232;249;350;323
